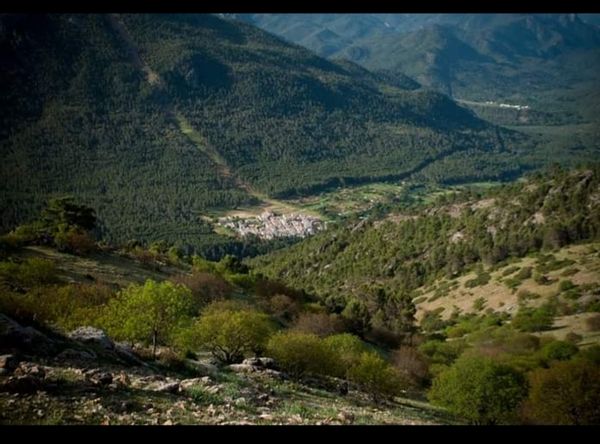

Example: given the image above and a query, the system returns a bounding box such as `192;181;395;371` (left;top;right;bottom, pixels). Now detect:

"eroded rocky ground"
0;315;449;425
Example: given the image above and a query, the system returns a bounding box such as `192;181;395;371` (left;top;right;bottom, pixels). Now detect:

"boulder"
113;371;131;387
90;372;113;386
1;375;42;394
242;357;276;368
186;360;218;377
14;362;46;379
229;363;256;373
0;314;57;355
337;411;355;424
68;327;114;350
55;348;97;362
151;381;180;394
180;378;207;390
113;343;145;366
0;354;20;372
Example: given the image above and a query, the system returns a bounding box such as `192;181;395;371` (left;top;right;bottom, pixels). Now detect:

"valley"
1;12;600;426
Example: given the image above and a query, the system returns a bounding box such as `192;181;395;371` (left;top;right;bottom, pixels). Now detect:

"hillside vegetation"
251;165;600;338
2;167;599;424
1;13;537;256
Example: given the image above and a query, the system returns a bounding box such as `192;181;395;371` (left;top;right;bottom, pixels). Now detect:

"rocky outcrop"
185;359;219;377
0;354;20;374
0;314;59;356
68;327;115;350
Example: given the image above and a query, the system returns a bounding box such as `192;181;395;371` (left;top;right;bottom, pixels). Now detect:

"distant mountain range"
231;14;600;123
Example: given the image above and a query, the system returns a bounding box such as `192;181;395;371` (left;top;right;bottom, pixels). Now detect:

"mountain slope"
0;14;253;253
237;14;600;125
251;165;600;335
1;13;526;253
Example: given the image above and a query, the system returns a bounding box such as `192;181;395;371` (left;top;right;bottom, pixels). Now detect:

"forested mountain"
234;14;600;124
251;165;600;336
1;13;528;253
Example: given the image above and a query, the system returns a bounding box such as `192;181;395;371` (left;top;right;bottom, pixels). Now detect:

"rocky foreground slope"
0;314;449;425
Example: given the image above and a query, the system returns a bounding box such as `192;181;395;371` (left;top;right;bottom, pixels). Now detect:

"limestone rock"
0;314;57;355
68;327;114;350
186;360;218;377
151;381;180;394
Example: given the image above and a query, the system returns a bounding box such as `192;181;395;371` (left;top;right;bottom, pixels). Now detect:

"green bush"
191;255;217;273
323;333;371;378
565;332;583;344
420;310;448;333
54;225;96;256
535;257;575;274
348;352;406;403
341;299;371;334
538;340;578;363
182;302;275;364
419;339;467;367
501;266;521;277
560;267;579;277
465;272;491;288
472;297;486;311
585;314;600;332
517;290;541;303
0;283;114;330
512;304;556;332
428;355;528;425
0;258;59;289
558;280;576;292
266;331;332;378
578;345;600;364
515;267;532;280
523;360;600;425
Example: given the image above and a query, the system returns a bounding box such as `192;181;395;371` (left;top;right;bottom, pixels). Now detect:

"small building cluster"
218;211;325;240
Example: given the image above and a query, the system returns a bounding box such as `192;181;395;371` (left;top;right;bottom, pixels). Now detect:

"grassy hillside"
414;242;600;346
1;167;599;425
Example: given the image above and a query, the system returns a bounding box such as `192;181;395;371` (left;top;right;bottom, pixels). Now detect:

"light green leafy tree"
323;333;370;378
267;331;332;378
428;355;528;424
182;302;275;364
102;279;194;357
347;352;406;403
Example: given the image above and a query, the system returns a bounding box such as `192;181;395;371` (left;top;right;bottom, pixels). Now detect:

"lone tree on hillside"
102;279;194;358
182;302;275;364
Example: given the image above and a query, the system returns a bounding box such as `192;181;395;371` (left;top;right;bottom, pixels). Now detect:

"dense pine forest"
3;13;590;255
